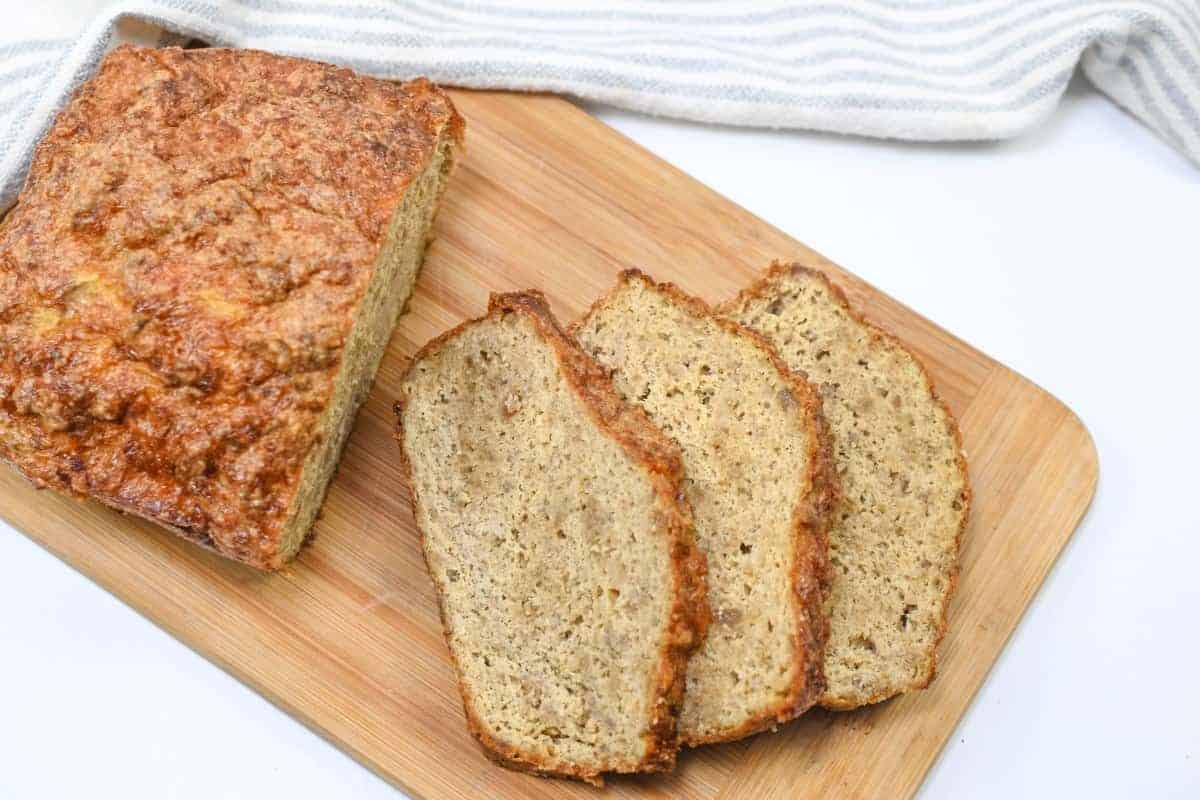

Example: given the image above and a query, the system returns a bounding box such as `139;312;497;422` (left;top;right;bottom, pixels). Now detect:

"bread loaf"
722;263;969;708
573;270;836;745
395;291;709;785
0;45;463;569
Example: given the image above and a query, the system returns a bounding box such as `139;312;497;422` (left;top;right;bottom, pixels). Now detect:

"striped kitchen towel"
3;0;1199;207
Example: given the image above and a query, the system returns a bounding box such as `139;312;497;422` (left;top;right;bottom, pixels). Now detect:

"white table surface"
3;75;1198;799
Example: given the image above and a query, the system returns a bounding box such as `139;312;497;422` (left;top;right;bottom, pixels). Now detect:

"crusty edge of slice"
572;269;838;746
720;261;972;710
393;290;710;786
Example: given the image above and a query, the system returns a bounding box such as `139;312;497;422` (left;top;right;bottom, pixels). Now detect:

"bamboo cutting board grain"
2;89;1097;799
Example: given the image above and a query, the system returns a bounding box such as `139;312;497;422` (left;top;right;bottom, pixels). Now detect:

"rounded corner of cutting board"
1057;401;1100;499
1001;365;1100;503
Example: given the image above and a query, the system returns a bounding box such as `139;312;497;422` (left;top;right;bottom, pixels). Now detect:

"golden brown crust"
721;261;971;709
393;291;709;786
573;269;837;746
0;45;462;569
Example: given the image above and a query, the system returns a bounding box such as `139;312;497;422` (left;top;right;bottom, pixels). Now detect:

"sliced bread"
394;291;709;785
573;270;837;745
721;263;970;709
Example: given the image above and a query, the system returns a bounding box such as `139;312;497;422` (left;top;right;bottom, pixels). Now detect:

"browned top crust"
394;291;710;786
0;45;462;567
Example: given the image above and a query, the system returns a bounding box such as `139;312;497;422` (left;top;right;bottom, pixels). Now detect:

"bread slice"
394;291;709;786
0;45;462;569
721;263;970;709
573;270;836;745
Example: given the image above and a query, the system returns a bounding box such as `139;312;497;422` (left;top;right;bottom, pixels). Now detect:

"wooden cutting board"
2;89;1097;799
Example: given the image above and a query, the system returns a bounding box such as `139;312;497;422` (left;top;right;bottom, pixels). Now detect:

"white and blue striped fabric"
3;0;1199;207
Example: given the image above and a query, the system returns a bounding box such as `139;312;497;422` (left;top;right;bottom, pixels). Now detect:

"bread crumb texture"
574;270;833;745
0;45;461;568
723;263;969;709
395;293;707;785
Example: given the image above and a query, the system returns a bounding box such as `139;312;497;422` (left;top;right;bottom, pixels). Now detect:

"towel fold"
3;0;1198;206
